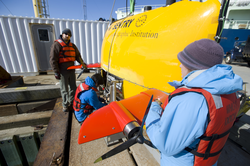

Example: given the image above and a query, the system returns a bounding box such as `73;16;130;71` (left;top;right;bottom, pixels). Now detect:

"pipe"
123;121;140;139
109;80;122;103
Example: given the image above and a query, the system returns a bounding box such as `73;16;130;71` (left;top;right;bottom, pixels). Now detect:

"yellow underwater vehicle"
101;0;223;99
72;0;246;163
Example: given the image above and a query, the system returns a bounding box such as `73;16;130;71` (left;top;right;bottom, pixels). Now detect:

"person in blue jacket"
74;73;106;124
145;39;243;166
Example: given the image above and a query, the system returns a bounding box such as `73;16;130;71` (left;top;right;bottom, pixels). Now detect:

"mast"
32;0;50;18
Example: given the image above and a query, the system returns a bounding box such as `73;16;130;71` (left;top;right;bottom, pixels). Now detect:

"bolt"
83;136;86;138
112;127;115;130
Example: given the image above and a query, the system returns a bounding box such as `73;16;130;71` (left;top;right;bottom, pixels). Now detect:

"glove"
98;97;106;103
154;99;162;106
82;64;90;73
55;73;61;80
84;110;89;113
84;109;93;114
82;62;87;69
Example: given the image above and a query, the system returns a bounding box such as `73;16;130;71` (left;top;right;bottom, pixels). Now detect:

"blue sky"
0;0;166;21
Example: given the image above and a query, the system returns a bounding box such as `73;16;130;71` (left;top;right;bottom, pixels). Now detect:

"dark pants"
59;70;76;108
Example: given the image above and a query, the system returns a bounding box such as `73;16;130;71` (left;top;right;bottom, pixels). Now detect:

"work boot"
63;107;68;112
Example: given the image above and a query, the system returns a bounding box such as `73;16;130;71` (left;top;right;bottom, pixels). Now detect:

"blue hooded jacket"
74;76;106;123
146;64;243;166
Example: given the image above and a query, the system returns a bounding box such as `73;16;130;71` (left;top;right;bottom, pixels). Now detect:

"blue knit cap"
177;39;224;70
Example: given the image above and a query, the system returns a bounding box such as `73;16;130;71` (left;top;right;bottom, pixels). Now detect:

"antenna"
83;0;87;20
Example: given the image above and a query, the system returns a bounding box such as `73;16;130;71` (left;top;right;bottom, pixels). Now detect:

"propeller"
94;95;156;163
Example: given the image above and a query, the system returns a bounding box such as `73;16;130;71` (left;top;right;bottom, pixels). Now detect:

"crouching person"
73;73;106;124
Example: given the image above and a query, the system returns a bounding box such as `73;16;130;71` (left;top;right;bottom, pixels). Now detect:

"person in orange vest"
73;73;107;124
146;39;243;166
50;28;86;112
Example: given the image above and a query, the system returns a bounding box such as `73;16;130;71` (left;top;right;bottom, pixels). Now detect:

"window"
38;29;49;41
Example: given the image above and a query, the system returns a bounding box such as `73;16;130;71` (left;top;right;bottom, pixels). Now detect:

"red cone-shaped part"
78;101;137;144
78;89;168;144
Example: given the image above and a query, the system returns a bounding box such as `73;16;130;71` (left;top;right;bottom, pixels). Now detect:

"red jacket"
73;82;97;113
56;39;76;63
164;87;240;166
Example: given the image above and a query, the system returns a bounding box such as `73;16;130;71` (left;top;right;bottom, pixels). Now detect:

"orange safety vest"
73;82;98;113
163;87;240;166
56;39;76;63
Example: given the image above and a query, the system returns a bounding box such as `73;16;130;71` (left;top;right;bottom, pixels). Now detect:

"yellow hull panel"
101;0;221;98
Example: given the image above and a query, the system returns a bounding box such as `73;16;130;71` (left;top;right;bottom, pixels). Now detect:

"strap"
74;101;91;109
56;39;66;46
185;147;223;159
199;128;231;141
168;91;189;102
73;100;91;109
204;134;218;159
185;129;231;160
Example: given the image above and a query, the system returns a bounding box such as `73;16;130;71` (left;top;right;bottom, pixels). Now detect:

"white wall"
0;15;109;76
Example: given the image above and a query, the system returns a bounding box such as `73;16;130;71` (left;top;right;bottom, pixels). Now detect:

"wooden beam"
33;98;69;166
0;104;18;117
0;85;61;104
17;99;56;114
0;111;52;130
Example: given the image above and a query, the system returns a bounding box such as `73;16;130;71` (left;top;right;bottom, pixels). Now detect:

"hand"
154;99;162;106
84;110;89;113
82;62;87;69
55;73;61;80
84;109;93;114
98;97;106;103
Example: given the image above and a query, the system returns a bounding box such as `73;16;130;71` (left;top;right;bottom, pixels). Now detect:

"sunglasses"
64;33;71;36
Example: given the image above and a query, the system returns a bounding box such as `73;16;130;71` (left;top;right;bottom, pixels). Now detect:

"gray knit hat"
177;39;224;70
62;28;72;36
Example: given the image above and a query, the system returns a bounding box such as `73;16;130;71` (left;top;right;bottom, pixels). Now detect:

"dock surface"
2;72;249;165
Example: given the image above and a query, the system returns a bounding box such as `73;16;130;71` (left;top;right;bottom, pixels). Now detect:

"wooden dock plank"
0;76;23;89
0;104;18;117
129;130;160;166
0;111;52;130
129;143;160;166
33;98;69;166
0;85;61;104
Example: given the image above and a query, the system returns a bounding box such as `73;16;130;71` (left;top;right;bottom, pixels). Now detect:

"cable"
0;0;13;15
108;0;116;23
216;0;228;42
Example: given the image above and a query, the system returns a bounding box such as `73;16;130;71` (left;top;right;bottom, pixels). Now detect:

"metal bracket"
104;132;125;147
